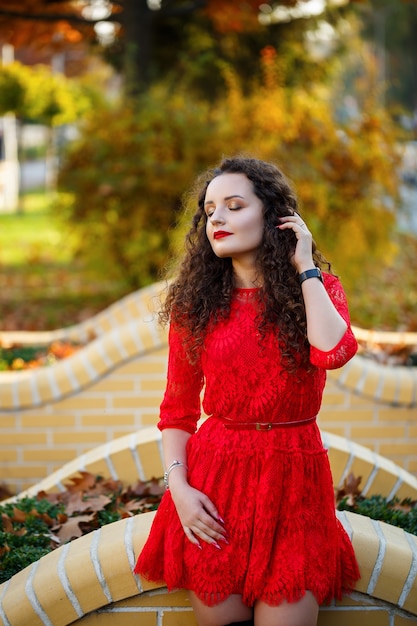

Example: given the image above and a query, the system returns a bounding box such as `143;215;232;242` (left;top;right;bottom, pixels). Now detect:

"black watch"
298;267;323;285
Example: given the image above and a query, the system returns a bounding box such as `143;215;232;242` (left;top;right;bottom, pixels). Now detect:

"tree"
0;60;94;195
56;47;400;293
0;0;347;96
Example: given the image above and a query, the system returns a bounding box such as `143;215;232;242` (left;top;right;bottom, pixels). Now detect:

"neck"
233;265;262;289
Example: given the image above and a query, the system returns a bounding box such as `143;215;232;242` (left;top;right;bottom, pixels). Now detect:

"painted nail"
212;541;222;550
217;516;225;524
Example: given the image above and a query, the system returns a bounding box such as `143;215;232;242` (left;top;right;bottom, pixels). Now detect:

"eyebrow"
204;194;245;207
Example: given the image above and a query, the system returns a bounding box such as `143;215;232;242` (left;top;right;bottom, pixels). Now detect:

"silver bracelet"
164;459;186;489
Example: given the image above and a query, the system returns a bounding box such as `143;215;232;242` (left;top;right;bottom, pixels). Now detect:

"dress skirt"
134;417;360;607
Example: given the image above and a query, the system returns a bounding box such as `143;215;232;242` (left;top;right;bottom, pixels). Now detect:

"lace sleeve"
309;273;358;370
158;323;204;434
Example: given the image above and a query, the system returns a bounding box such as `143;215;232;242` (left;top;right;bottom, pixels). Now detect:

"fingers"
276;215;310;234
178;492;228;549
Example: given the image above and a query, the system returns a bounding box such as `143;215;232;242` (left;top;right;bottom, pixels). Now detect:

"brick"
373;523;414;605
112;396;162;409
0;432;47;445
105;447;141;484
407;459;417;473
84;457;115;478
348;514;381;593
54;396;107;411
2;465;48;479
14;378;38;407
402;533;417;614
349;393;376;407
21;414;76;428
396;369;416;405
339;362;366;391
350;426;406;440
80;346;110;377
140;379;166;392
0;414;18;427
61;532;110;614
361;366;385;399
31;546;81;625
90;378;135;393
378;408;416;422
325;447;350;486
0;448;18;461
379;443;417;456
23;449;77;462
46;367;75;397
116;358;166;376
321;392;347;406
141;413;160;425
97;523;142;601
163;612;198;626
81;413;135;427
0;383;16;410
320;409;375;423
0;567;46;626
53;431;107;445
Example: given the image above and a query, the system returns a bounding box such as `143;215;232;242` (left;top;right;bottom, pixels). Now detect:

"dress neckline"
234;287;261;302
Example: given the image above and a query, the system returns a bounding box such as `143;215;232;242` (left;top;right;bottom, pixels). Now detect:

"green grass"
0;192;74;266
0;191;128;331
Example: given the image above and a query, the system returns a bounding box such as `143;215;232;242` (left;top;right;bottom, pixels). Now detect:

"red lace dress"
134;273;360;607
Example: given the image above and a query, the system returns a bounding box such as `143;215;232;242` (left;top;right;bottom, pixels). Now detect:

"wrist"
164;459;187;489
295;261;316;274
298;267;323;286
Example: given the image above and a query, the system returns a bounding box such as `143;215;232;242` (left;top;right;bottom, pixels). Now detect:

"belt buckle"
256;422;272;431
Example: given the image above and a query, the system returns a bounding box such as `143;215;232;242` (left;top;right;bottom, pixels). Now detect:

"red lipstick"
214;231;232;239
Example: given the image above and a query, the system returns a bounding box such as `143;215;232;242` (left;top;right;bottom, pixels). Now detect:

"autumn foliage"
57;46;400;296
1;470;416;584
0;472;164;583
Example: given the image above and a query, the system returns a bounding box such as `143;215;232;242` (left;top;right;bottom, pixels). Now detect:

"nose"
209;207;225;225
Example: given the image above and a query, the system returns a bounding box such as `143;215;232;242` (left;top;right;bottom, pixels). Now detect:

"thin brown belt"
218;415;317;431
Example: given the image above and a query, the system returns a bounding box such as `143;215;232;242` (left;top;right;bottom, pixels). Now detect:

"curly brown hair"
160;156;331;371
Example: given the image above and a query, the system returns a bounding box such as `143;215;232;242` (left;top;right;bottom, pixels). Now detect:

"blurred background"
0;0;416;341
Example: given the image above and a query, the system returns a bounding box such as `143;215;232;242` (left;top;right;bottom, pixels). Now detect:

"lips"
213;231;233;239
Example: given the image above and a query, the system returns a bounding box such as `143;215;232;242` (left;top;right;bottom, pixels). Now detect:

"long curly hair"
160;156;331;371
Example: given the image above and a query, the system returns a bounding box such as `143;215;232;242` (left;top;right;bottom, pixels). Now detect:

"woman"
134;156;360;626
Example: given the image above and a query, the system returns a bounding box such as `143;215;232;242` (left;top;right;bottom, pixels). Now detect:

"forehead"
205;172;254;199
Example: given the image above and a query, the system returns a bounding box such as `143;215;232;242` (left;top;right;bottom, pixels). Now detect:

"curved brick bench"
11;426;417;504
0;511;416;626
0;282;167;348
329;353;417;408
1;282;416;493
2;431;417;624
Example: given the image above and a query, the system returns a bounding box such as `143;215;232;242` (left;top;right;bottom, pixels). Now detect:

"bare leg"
254;591;319;626
189;591;253;626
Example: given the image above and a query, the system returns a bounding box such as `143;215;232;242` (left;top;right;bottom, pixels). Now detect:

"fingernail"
212;541;222;550
217;516;225;524
220;536;229;545
196;543;203;550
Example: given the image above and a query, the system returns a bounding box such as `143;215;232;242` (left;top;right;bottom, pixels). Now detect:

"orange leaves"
0;340;83;372
335;473;363;508
0;471;165;581
204;0;264;33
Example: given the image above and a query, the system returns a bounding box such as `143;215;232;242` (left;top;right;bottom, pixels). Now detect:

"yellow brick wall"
1;425;417;625
0;283;416;494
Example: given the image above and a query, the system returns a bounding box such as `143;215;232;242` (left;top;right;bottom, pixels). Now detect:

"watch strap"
298;268;323;285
